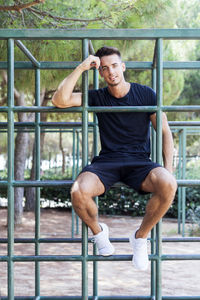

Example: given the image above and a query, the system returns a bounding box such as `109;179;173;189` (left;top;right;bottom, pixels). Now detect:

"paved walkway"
0;208;199;298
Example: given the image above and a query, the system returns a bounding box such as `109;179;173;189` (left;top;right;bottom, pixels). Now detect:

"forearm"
52;65;83;107
162;129;174;173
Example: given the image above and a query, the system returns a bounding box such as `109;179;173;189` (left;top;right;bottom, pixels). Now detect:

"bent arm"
150;113;174;173
52;55;100;108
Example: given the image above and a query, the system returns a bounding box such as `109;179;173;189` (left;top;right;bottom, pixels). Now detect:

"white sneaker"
92;223;115;256
129;228;149;271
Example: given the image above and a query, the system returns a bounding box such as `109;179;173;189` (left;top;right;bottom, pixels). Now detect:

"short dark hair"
95;46;121;59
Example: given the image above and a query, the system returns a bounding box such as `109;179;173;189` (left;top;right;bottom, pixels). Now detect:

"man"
52;46;177;271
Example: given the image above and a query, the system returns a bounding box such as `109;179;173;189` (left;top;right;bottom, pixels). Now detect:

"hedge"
0;174;200;218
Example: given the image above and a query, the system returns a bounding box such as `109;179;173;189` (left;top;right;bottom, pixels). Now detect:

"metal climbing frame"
0;29;200;300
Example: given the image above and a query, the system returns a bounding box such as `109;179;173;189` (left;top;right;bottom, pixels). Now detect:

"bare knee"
157;174;177;202
71;180;88;210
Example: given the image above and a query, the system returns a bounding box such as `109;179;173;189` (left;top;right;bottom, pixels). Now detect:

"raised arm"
150;112;174;173
52;55;100;108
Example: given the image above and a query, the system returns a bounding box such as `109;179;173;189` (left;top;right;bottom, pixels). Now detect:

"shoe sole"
100;250;115;257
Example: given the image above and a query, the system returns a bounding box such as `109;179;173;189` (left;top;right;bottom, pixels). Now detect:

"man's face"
99;54;126;87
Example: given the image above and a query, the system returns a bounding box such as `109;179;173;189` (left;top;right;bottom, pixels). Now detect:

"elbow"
52;93;69;108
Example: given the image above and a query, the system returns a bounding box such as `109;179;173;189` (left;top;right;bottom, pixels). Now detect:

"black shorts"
80;153;162;195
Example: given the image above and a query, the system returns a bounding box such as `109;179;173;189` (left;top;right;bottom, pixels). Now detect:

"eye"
102;67;107;71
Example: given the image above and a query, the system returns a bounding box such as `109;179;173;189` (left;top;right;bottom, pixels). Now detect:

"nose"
108;67;114;75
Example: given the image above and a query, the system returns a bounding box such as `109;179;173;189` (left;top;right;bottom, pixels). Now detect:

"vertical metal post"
181;128;186;237
71;128;76;238
7;38;15;300
178;129;183;234
76;130;80;235
93;68;99;298
151;67;156;299
35;68;41;296
156;38;163;300
82;38;89;300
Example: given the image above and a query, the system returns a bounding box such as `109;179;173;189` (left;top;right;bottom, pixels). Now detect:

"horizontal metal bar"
162;298;200;300
0;297;152;300
1;29;200;40
161;254;200;260
88;106;158;112
168;121;200;126
0;106;83;113
0;180;73;187
0;254;199;262
10;106;158;113
163;106;200;112
15;40;40;68
0;121;200;131
0;122;95;128
1;61;200;70
0;237;199;244
0;297;199;300
164;61;200;69
0;61;80;70
0;180;200;187
176;179;200;186
1;105;200;113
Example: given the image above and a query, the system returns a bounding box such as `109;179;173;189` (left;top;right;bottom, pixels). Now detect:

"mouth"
109;76;117;81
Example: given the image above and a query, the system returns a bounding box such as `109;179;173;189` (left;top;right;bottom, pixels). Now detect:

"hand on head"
79;55;100;71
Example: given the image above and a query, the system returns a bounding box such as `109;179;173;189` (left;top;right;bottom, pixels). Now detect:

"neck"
108;81;130;98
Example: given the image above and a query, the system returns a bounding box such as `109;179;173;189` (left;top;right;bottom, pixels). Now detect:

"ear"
122;62;126;72
99;67;104;78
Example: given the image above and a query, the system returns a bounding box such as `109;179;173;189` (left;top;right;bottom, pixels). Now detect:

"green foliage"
98;186;149;216
187;205;200;236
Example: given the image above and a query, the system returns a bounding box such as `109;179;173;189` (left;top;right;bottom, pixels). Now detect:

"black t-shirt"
88;82;156;156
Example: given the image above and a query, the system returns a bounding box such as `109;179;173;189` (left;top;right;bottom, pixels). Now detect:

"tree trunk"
24;141;36;211
14;92;30;225
14;131;29;224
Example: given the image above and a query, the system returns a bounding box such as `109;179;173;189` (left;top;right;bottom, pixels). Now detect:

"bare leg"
136;167;177;238
71;171;105;235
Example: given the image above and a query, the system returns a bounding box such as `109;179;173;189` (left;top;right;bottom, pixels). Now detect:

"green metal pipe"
0;296;153;300
15;40;40;68
71;129;76;238
2;120;200;129
1;105;200;113
1;253;200;262
1;236;200;244
93;67;99;298
0;121;95;128
1;296;200;300
181;128;187;237
7;38;15;300
178;130;182;234
75;130;80;235
162;105;200;112
156;38;163;300
1;28;200;39
35;68;41;297
2;60;200;70
82;38;89;300
1;179;200;187
151;67;156;299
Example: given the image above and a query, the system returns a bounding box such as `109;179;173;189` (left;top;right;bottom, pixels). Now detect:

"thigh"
140;167;174;194
122;159;161;194
79;155;121;194
72;171;105;197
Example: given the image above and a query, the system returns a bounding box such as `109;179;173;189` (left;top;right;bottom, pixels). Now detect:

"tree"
0;0;190;224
